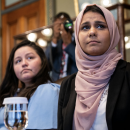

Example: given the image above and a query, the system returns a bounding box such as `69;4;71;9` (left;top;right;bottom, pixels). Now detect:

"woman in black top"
58;4;130;130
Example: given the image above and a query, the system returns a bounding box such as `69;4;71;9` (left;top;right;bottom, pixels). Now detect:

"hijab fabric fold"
73;4;122;130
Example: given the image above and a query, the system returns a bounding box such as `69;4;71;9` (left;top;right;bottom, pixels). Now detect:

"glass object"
3;97;28;130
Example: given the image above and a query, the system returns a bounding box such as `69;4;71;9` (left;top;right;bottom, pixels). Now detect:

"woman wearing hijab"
58;4;130;130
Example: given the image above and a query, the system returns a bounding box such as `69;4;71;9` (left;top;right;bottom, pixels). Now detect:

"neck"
24;80;32;87
52;37;58;44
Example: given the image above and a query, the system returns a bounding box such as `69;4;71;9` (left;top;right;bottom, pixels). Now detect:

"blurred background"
0;0;130;83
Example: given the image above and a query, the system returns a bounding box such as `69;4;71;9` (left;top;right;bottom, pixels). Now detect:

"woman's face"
13;46;42;87
78;11;110;56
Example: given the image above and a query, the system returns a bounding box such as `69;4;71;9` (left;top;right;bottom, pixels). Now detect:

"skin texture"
52;18;72;46
78;11;110;56
52;18;65;41
13;46;42;87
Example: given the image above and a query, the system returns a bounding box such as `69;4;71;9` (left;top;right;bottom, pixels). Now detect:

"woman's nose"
22;59;28;67
89;26;97;37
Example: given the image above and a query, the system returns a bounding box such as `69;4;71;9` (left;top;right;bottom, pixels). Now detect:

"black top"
58;59;130;130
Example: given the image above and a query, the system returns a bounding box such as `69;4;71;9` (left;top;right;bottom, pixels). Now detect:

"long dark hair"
0;40;52;107
84;5;105;19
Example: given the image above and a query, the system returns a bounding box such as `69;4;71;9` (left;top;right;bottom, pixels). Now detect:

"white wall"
56;0;76;19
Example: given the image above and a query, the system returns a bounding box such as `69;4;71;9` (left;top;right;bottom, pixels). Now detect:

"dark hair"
84;5;105;19
53;12;71;22
0;40;52;107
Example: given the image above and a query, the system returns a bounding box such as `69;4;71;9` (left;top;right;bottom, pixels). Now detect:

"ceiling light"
101;0;110;7
27;33;37;42
125;42;130;49
41;28;53;37
37;38;47;47
125;36;129;42
119;0;124;3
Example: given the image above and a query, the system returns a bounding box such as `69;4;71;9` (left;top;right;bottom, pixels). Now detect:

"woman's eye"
28;57;33;60
81;25;90;30
15;60;21;64
97;25;105;29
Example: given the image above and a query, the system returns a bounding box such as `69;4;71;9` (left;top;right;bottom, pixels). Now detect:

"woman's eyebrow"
95;21;107;25
14;56;21;60
25;52;34;56
81;21;107;25
81;21;89;25
14;52;34;60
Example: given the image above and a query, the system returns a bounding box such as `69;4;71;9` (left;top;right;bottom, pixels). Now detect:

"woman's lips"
21;69;31;73
88;41;100;44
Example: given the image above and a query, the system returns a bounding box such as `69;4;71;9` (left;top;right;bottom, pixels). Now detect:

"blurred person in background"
45;12;78;82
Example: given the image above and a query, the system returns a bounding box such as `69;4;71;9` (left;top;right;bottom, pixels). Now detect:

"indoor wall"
1;0;46;80
56;0;76;19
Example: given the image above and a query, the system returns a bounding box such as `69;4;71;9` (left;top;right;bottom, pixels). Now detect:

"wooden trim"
106;3;130;11
1;0;5;10
122;3;130;9
2;14;7;78
0;27;2;37
106;3;118;10
125;18;130;23
2;0;28;10
117;4;126;60
4;0;27;9
14;24;53;39
73;0;79;16
1;0;38;15
38;0;46;27
6;1;39;23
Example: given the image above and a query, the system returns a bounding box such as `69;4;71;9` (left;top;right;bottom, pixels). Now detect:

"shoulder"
28;83;60;114
37;83;60;91
29;83;60;105
60;73;77;96
116;59;127;68
33;83;60;98
112;59;130;80
116;59;130;72
27;83;60;129
62;73;77;85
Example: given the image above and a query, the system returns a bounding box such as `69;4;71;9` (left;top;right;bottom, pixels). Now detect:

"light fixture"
27;33;37;42
37;38;47;47
41;28;53;37
119;0;124;3
125;42;130;49
125;36;129;42
81;3;90;10
101;0;111;7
